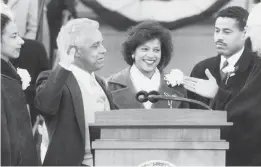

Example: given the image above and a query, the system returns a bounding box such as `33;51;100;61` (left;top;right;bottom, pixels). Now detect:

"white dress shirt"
38;121;49;163
71;65;110;166
220;47;244;72
130;65;161;109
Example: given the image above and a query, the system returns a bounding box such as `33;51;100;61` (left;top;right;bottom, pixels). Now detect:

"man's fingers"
184;77;202;87
184;85;195;92
205;69;215;81
184;76;200;83
184;80;196;88
184;79;197;91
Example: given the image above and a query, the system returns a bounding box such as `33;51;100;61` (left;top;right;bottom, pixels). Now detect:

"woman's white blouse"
130;65;161;109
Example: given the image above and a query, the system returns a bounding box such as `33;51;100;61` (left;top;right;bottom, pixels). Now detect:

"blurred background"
74;0;259;77
7;0;259;77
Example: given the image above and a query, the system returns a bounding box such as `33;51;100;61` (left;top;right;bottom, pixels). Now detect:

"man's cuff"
59;62;72;71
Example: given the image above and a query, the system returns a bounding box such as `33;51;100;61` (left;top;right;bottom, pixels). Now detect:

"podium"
91;109;232;166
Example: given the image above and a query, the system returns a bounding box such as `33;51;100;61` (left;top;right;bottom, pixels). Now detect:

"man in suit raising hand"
35;18;117;166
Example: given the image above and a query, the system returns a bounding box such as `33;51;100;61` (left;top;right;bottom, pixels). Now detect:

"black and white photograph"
1;0;261;166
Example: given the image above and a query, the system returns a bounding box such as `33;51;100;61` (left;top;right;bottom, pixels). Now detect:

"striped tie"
220;60;229;81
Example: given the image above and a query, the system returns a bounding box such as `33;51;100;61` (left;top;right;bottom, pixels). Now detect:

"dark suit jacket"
211;58;261;166
107;68;188;109
188;47;261;165
35;65;117;166
188;47;259;109
12;38;49;124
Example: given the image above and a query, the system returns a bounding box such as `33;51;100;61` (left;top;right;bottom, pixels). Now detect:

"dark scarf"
1;59;22;83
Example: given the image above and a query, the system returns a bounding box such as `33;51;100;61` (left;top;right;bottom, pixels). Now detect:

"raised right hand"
58;45;77;69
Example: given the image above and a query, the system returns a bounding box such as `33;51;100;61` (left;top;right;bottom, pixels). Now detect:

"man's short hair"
216;6;249;31
56;18;100;53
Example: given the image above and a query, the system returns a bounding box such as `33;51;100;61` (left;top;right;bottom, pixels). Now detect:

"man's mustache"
215;41;227;46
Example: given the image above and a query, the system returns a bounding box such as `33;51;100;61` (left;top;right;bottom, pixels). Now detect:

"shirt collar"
71;65;95;81
220;47;244;69
130;64;161;93
130;64;160;82
130;64;161;109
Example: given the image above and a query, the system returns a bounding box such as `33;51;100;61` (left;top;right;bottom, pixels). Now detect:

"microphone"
147;90;160;103
136;90;212;110
135;90;149;103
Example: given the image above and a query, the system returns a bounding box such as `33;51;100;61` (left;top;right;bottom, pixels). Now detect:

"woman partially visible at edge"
107;20;188;109
1;12;39;165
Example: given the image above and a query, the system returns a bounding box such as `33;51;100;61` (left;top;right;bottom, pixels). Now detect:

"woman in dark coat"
1;13;39;166
107;21;188;109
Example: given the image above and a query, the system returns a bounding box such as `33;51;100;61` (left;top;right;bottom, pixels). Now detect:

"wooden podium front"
91;109;232;166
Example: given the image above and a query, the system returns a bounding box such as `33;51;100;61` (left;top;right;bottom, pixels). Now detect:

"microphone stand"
148;94;212;110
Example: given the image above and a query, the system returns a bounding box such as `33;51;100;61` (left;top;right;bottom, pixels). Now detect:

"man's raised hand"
184;69;219;99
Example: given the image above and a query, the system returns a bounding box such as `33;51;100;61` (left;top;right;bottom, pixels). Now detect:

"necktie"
220;60;229;81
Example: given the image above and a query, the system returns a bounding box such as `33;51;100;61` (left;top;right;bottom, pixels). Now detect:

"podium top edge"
89;122;233;127
96;109;225;112
94;109;229;123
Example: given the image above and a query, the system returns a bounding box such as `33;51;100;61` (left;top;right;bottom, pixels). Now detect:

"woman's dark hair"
1;13;11;39
122;20;173;71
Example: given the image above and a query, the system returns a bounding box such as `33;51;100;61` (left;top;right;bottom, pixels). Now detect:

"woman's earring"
131;54;135;59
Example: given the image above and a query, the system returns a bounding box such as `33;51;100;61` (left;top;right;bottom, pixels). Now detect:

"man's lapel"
66;74;85;141
225;48;254;86
235;47;253;73
210;55;222;84
95;75;117;109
